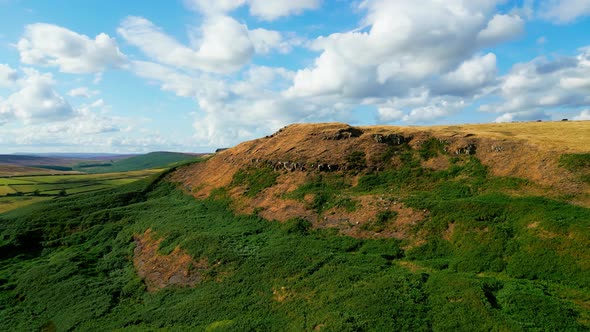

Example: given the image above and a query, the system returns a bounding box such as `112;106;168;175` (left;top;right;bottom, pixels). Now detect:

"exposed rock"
455;144;477;155
373;133;411;146
324;127;364;140
491;145;504;153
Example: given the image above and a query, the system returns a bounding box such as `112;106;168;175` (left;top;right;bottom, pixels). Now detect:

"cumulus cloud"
539;0;590;23
0;64;18;87
17;23;127;73
374;90;467;124
495;110;550;123
402;98;466;123
68;87;99;98
434;53;498;96
129;60;351;147
480;47;590;115
118;16;253;73
377;107;404;122
286;0;516;100
0;68;74;124
184;0;320;20
249;28;291;54
477;14;524;45
574;110;590;120
247;0;320;21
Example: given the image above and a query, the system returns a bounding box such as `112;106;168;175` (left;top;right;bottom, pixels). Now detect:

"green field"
0;169;162;213
73;151;198;174
0;155;588;331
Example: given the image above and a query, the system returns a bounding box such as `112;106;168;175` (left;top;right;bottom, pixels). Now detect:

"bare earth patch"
133;228;208;292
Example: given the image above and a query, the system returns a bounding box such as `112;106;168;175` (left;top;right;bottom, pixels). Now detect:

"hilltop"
1;121;589;331
173;121;590;229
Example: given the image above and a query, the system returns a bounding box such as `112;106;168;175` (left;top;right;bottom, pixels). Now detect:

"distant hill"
73;151;201;173
0;154;81;167
12;152;136;160
0;164;80;176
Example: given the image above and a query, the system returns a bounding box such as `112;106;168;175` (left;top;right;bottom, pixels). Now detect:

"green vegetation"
73;152;198;173
361;210;398;233
31;165;74;171
346;151;367;170
0;142;588;330
419;137;448;160
560;153;590;183
560;153;590;171
231;166;278;197
0;170;160;213
285;174;355;213
0;171;587;331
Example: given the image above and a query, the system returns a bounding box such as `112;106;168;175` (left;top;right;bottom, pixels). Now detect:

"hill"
73;151;201;173
0;164;80;176
1;122;589;331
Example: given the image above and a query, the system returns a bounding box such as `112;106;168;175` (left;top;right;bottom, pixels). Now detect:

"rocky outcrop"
373;133;411;146
455;144;477;155
324;127;364;140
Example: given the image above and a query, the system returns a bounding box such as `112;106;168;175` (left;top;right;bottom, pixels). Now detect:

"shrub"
231;166;278;197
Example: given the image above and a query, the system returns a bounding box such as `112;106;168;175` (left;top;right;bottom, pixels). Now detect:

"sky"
0;0;589;153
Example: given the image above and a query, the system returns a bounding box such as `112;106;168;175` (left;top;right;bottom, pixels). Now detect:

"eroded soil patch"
133;228;208;292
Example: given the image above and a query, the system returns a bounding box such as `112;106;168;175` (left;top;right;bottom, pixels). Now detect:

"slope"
1;122;589;331
74;151;200;173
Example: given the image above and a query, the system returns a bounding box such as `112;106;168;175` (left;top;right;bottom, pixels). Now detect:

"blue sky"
0;0;589;153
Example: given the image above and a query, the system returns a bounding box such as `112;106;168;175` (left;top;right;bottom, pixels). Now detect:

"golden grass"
363;121;590;152
426;121;590;153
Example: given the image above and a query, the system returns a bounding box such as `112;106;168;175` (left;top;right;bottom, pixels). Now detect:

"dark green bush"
231;166;278;197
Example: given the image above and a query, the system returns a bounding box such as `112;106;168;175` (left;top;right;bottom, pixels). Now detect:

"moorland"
1;121;589;331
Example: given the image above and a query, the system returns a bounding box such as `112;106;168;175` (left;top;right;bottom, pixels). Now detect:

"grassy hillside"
74;151;199;173
0;123;588;331
1;155;589;330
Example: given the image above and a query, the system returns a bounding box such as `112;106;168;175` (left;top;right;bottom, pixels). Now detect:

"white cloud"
495;110;550;123
435;53;498;96
0;68;74;124
17;23;127;74
401;97;466;123
574;110;590;120
477;14;524;45
377;107;404;122
247;0;320;21
286;0;510;100
68;87;99;98
0;64;18;87
118;16;253;73
480;47;590;114
539;0;590;23
129;59;351;147
184;0;320;20
249;28;291;54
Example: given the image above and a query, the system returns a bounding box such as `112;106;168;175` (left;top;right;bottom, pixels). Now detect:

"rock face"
455;144;477;155
373;133;410;146
324;126;364;140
